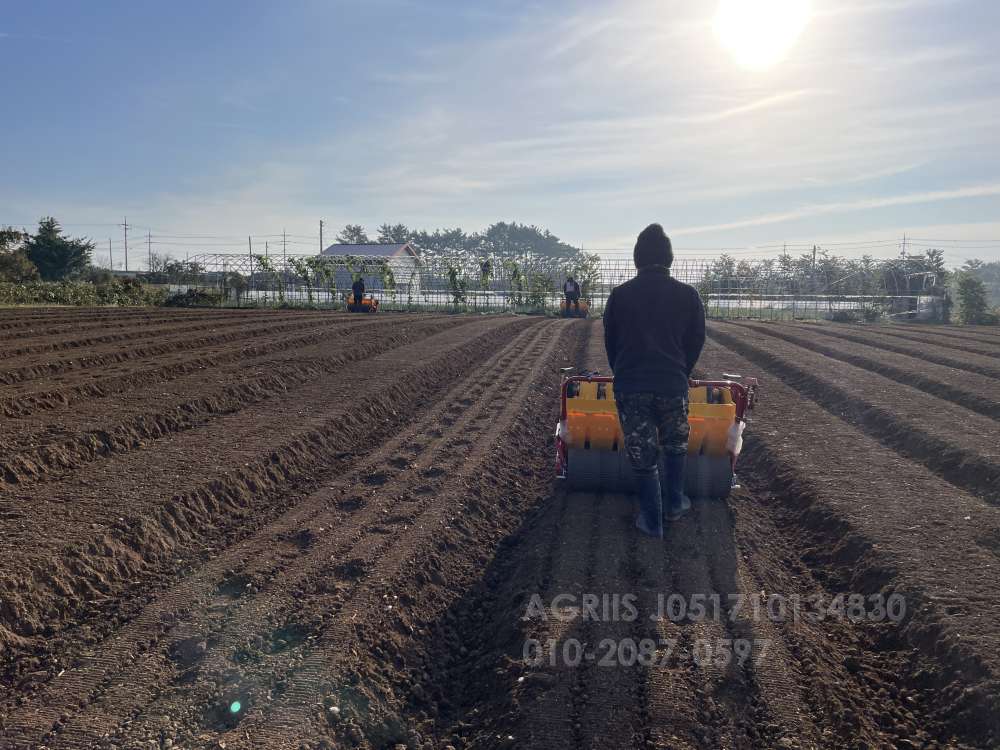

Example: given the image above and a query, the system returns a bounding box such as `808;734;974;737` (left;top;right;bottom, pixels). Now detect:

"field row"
0;312;997;749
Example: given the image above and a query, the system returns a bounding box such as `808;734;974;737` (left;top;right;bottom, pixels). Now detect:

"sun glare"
714;0;811;71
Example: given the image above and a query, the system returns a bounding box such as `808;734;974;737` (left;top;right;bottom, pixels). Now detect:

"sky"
1;0;999;265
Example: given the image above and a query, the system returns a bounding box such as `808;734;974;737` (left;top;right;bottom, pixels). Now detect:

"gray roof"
320;242;417;258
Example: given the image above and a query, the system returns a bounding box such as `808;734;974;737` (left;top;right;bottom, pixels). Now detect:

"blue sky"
2;0;999;264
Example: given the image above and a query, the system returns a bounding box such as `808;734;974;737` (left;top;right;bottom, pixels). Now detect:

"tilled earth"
0;308;998;750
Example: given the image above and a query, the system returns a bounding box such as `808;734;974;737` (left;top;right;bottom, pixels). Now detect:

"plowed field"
1;309;998;750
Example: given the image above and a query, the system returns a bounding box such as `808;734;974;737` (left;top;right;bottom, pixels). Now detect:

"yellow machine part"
565;383;736;457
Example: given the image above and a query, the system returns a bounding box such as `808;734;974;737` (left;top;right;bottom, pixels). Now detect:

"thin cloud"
673;184;1000;236
815;0;960;17
544;17;617;60
370;70;448;85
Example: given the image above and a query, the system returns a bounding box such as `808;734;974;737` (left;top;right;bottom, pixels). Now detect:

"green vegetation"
22;217;94;280
253;254;285;304
0;279;165;307
960;259;1000;307
163;288;223;307
700;247;958;323
446;264;468;306
0;219;163;306
336;220;579;260
0;227;39;283
956;272;997;325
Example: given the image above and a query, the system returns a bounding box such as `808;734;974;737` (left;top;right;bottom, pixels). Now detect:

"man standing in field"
563;275;581;313
603;224;706;538
351;275;366;307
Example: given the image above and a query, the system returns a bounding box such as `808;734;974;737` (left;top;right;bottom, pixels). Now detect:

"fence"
170;252;943;321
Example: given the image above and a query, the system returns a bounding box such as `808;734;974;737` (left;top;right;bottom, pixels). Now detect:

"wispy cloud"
673;184;1000;236
4;0;998;257
815;0;960;17
370;70;449;85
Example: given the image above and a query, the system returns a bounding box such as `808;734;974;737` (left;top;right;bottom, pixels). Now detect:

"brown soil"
0;310;997;749
771;323;1000;382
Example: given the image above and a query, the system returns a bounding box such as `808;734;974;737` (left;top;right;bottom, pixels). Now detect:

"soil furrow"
232;320;572;748
695;337;1000;747
5;312;1000;750
0;315;420;422
575;494;645;750
710;323;1000;501
0;322;572;748
0;313;380;386
698;499;819;746
781;323;1000;381
515;490;598;750
0;317;445;483
732;321;1000;419
899;323;1000;345
0;317;516;656
0;310;331;357
0;309;234;337
863;326;1000;358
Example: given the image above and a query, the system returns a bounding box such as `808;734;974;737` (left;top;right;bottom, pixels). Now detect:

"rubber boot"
661;453;692;522
634;468;664;539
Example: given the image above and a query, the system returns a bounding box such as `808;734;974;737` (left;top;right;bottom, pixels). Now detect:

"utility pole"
282;229;287;266
109;238;113;270
122;217;129;272
248;236;254;293
319;220;324;254
147;231;152;273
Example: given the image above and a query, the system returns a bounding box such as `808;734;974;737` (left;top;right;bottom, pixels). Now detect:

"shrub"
957;274;998;325
0;279;165;307
163;288;223;307
0;249;40;283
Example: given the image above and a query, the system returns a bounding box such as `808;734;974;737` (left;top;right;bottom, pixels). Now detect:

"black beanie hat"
634;223;673;269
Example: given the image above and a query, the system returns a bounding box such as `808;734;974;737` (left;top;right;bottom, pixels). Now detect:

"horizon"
2;0;999;265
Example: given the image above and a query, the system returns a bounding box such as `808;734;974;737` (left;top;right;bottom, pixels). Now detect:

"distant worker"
603;224;706;538
563;276;582;312
351;276;366;306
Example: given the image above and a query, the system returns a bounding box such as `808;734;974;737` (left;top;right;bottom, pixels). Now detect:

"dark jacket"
603;266;706;396
352;279;365;300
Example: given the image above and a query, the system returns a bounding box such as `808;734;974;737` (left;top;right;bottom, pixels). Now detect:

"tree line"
700;247;997;324
3;216;996;323
334;221;580;261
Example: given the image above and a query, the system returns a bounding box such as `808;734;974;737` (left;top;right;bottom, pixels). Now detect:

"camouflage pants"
615;392;690;472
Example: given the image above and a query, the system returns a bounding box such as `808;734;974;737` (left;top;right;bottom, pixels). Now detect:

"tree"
336;224;370;244
23;217;94;280
0;250;40;283
224;272;248;306
0;226;40;282
289;257;315;304
253;254;284;304
924;248;946;275
377;223;410;244
571;252;602;299
956;273;996;325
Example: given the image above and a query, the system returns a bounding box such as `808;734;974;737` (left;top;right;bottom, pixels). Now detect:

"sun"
714;0;811;71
